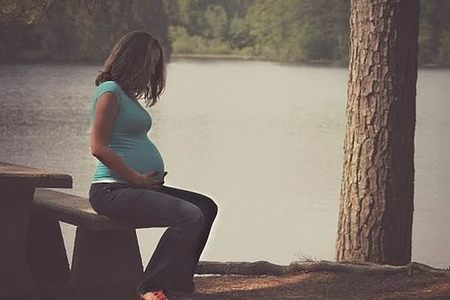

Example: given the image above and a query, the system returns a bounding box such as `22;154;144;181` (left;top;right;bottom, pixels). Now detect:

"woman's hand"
131;170;168;190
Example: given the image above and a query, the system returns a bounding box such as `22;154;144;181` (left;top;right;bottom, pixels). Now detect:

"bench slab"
31;188;144;288
0;161;72;188
34;188;134;231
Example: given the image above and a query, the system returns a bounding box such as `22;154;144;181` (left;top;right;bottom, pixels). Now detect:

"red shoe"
138;289;168;300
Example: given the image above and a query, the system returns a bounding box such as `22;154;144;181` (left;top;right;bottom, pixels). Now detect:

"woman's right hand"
131;170;167;190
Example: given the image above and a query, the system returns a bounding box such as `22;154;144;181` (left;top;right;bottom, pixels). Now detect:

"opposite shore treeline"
1;0;449;67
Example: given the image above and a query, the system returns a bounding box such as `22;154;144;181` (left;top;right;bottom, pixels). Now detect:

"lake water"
0;60;449;269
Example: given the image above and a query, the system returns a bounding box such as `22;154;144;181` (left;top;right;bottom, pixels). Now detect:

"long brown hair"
95;30;166;108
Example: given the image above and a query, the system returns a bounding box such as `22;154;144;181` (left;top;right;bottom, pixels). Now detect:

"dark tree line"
0;0;170;62
165;0;448;66
0;0;449;67
165;0;349;64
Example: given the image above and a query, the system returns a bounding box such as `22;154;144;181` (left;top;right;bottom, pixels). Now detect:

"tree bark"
336;0;419;265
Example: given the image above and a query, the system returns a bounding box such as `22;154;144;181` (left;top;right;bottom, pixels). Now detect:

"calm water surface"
0;60;449;268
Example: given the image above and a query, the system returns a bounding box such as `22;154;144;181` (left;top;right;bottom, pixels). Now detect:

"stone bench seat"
34;188;134;231
29;188;143;289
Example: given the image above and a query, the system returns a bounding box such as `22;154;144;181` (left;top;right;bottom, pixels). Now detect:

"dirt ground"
6;270;450;300
194;271;450;299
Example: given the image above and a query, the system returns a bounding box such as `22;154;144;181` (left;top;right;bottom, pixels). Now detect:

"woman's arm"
90;92;164;188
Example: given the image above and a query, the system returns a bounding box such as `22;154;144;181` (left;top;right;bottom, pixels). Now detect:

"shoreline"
0;53;448;69
170;53;349;68
157;53;450;69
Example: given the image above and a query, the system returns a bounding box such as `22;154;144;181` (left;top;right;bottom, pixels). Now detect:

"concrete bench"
28;188;143;289
0;161;72;297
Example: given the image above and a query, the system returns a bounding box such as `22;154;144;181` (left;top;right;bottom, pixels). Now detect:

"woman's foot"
139;289;168;300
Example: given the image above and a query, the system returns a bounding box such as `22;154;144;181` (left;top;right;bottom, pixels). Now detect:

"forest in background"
0;0;449;67
0;0;170;62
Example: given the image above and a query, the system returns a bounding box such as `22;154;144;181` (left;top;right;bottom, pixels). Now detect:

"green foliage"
228;17;254;49
0;0;170;62
1;0;449;67
0;0;52;24
204;5;228;40
165;0;447;67
439;30;450;64
169;25;232;55
418;0;450;67
165;0;351;65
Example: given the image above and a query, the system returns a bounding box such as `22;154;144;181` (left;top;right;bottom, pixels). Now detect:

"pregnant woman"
88;30;218;300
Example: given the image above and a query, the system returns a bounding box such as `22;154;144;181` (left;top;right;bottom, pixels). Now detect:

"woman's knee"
208;197;218;219
179;203;205;226
199;195;218;221
161;186;218;221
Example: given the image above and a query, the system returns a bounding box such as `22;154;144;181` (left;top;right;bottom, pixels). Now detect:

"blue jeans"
88;182;218;296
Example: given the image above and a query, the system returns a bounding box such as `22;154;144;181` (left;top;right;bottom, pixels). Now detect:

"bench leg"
70;227;143;289
26;208;70;285
0;184;37;296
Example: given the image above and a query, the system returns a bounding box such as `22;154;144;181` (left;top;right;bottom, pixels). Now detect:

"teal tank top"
89;80;165;183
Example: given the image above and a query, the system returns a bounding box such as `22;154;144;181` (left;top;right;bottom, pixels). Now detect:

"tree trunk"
336;0;419;265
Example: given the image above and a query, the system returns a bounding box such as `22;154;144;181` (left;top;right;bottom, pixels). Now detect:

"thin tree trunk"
336;0;420;265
